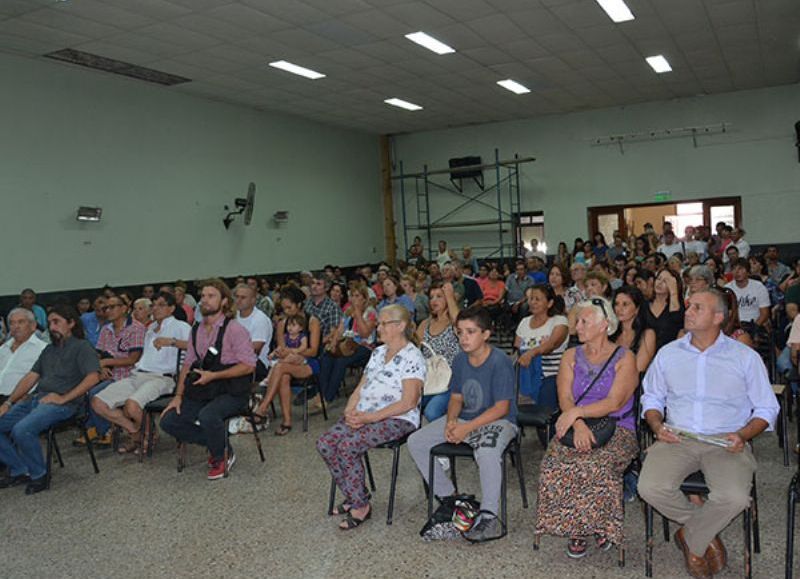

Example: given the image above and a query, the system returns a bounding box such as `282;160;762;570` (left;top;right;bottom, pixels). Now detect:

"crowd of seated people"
0;226;795;576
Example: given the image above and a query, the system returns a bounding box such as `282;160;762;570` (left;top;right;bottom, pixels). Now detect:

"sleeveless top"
422;321;460;367
572;346;635;431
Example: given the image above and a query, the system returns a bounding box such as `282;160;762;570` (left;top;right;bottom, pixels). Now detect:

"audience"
305;271;343;348
18;289;47;333
160;279;256;480
233;284;273;382
409;306;517;543
400;275;428;324
639;289;778;578
646;268;684;350
505;260;535;322
0;305;100;494
317;304;424;530
611;287;656;373
81;295;107;347
534;297;638;557
131;298;153;327
377;274;415;316
725;258;770;327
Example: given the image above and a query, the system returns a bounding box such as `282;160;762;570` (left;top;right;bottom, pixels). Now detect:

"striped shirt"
516;315;569;377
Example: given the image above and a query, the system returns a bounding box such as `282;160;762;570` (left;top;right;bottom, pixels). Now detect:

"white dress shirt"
0;334;47;395
136;316;191;375
641;332;779;435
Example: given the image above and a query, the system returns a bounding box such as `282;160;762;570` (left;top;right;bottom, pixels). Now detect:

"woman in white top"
316;304;425;530
515;285;569;410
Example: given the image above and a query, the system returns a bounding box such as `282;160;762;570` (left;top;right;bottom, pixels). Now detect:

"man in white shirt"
657;230;684;260
436;240;453;268
682;226;707;262
724;258;770;326
730;227;751;259
638;289;778;578
234;284;273;381
0;309;47;401
524;238;546;261
90;293;190;449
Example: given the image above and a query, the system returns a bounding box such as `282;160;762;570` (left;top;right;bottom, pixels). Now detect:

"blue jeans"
318;346;372;402
0;395;76;479
85;380;113;435
421;390;451;422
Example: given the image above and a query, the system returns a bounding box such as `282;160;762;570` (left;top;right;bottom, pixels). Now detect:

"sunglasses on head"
591;298;608;319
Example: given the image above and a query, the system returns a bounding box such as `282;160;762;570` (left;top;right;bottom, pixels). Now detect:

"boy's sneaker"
463;512;504;543
207;459;225;480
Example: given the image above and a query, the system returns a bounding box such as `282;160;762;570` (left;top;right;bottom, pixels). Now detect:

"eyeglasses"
591;298;608;319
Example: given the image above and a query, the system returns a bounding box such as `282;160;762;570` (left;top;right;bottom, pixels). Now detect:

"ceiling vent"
43;49;190;86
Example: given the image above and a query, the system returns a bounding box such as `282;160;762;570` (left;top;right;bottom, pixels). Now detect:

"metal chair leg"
752;475;761;553
303;382;309;433
83;426;100;474
662;515;670;542
138;415;147;464
744;506;753;579
247;416;266;463
320;392;328;422
645;503;654;578
328;476;337;516
514;445;528;508
450;457;458;492
787;473;798;579
177;442;186;472
427;453;436;519
364;451;376;492
387;446;401;525
147;413;157;458
500;451;508;531
45;428;54;489
53;433;64;468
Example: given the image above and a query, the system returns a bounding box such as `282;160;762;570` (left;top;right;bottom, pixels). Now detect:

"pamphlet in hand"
664;425;734;448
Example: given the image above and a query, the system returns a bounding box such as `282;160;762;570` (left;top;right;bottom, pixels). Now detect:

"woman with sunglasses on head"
515;285;569;411
534;296;639;559
645;268;685;351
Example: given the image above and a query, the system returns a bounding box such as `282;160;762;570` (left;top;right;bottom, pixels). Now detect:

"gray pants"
638;438;756;555
408;416;518;516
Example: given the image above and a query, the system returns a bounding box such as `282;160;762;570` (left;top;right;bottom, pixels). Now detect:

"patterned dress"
534;346;638;546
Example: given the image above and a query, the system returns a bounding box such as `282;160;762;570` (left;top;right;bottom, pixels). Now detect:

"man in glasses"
80;295;108;347
90;292;190;453
78;296;145;447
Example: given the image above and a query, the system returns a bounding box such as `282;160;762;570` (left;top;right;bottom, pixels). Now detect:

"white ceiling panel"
0;0;796;133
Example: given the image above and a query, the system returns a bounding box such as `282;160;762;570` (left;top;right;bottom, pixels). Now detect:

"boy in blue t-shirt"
408;305;517;542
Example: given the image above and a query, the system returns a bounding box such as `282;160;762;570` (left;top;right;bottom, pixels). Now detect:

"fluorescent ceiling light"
384;98;423;111
645;55;672;73
404;31;455;55
595;0;635;23
268;60;325;79
497;79;531;95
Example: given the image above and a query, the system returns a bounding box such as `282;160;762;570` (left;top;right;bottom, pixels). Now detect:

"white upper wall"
0;53;382;295
393;83;800;254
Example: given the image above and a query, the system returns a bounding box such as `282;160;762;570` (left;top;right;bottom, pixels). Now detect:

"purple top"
285;332;307;350
572;346;635;431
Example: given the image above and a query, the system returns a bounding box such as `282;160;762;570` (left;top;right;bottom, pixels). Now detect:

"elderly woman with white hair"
533;297;639;559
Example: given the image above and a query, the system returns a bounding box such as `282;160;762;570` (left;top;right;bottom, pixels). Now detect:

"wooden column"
380;134;397;266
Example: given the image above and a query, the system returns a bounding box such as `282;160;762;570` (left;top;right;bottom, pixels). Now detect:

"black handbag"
559;346;627;449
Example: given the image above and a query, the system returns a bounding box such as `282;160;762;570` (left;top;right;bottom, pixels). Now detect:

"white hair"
576;297;618;335
7;307;35;324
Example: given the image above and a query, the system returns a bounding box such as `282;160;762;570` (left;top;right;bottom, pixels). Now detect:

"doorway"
588;196;741;241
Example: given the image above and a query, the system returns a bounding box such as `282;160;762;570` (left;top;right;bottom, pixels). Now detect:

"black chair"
291;374;327;432
774;382;791;467
645;470;760;579
327;431;410;525
425;434;528;536
515;359;557;449
45;399;100;488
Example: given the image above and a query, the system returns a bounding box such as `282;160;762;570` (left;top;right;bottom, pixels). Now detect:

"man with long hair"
0;305;100;494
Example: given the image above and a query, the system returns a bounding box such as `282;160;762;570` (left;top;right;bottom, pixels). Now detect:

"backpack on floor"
420;494;481;541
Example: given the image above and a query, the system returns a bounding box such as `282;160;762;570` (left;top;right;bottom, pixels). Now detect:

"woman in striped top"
515;285;569;410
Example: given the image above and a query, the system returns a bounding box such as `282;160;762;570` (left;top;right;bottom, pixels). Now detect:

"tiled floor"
1;396;797;579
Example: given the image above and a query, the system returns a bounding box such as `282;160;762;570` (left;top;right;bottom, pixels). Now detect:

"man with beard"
0;305;100;494
160;279;256;480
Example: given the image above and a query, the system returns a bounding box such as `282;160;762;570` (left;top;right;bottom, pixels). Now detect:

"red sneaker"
207;459;225;480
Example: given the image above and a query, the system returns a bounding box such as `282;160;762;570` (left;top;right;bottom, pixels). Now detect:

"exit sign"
654;191;672;202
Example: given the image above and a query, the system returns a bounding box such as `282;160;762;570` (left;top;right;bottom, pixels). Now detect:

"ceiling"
1;0;798;134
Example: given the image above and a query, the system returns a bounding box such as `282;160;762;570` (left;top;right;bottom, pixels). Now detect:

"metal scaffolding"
395;149;535;261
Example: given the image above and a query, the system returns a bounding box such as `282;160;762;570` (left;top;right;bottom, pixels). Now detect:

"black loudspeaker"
795;121;799;162
449;156;483;180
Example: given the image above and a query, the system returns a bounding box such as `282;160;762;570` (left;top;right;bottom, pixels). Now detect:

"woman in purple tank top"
534;297;639;559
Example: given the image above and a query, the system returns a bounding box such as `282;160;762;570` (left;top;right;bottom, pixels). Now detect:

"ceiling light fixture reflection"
384;98;423;111
645;55;672;73
595;0;635;23
404;31;455;55
497;79;531;94
268;60;325;79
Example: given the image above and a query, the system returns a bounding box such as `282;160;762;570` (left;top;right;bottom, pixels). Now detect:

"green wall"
0;53;382;295
393;83;800;257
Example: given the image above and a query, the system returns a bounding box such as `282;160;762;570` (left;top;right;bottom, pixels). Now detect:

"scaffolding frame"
395;149;535;261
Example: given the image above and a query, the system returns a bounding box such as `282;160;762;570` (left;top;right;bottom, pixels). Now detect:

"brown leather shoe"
704;535;727;574
674;528;712;579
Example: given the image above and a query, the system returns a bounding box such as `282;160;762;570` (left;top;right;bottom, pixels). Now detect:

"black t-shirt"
645;304;684;351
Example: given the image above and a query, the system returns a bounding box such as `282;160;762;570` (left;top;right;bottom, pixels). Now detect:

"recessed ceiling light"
384;98;423;111
404;31;455;55
497;79;531;95
268;60;325;79
595;0;635;23
645;55;672;73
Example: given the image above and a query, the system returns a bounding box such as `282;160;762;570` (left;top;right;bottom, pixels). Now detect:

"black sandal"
331;503;351;516
251;412;269;426
339;508;371;530
274;424;292;436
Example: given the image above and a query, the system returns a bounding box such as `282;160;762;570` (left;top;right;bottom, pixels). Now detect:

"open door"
588;206;625;242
